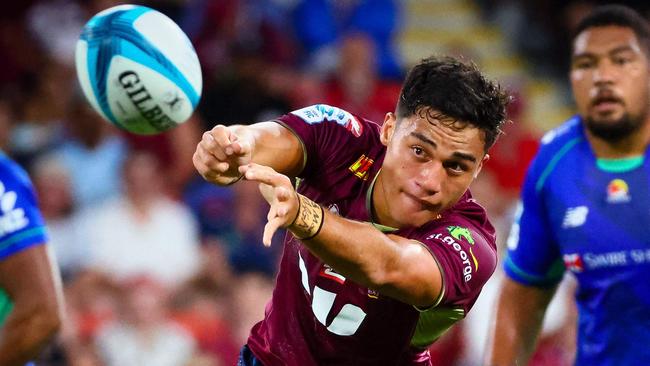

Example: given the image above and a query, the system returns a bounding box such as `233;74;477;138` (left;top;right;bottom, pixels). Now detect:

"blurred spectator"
27;0;85;66
228;272;274;345
10;61;75;168
171;260;239;366
292;0;403;79
123;114;203;197
31;154;87;278
95;276;196;366
324;33;401;123
197;48;293;128
48;92;128;208
63;271;121;360
80;150;201;287
483;91;541;200
184;175;279;276
0;99;16;152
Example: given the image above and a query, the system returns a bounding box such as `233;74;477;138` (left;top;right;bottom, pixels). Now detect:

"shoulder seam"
535;137;582;193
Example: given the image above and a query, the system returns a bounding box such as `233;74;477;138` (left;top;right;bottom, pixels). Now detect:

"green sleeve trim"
0;227;47;251
596;156;644;173
0;289;13;326
410;306;465;348
504;255;564;287
535;137;582;193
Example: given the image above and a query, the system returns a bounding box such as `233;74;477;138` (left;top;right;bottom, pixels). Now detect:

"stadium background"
3;0;648;365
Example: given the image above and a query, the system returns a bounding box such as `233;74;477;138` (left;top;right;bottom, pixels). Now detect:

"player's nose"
417;161;444;195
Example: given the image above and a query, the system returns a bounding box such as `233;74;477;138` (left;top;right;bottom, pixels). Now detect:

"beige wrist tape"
290;193;324;240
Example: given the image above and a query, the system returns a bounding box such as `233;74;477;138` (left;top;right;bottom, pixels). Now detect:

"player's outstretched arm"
484;276;557;366
241;163;443;307
0;245;63;366
193;122;304;186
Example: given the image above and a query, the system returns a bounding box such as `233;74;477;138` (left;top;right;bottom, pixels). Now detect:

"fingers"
208;125;250;158
263;217;285;247
240;163;291;188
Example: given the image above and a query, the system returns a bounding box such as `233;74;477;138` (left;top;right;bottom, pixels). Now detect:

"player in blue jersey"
487;5;650;366
0;153;63;365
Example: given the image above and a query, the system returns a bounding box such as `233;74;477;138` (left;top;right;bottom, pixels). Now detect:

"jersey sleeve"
0;160;48;260
503;156;565;288
274;104;368;179
410;222;497;308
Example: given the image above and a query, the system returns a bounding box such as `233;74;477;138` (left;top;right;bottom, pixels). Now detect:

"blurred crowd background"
3;0;650;365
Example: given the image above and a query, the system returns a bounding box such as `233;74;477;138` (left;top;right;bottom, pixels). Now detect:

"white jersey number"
298;252;366;336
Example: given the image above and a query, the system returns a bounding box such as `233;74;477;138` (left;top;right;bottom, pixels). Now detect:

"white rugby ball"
75;4;202;135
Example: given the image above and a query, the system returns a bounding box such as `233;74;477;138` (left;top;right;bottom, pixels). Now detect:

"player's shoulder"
0;152;32;188
405;197;497;255
524;115;585;183
286;104;381;137
409;211;498;293
535;115;584;161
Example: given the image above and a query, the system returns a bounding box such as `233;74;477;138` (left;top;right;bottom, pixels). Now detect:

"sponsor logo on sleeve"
348;154;374;180
319;264;346;284
447;226;475;245
0;180;29;236
427;229;479;282
290;104;363;137
563;253;584;272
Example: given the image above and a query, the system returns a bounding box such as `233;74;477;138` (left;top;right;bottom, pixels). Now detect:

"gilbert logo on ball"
75;4;202;135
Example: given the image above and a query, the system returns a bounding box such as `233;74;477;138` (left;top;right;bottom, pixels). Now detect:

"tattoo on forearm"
290;194;324;240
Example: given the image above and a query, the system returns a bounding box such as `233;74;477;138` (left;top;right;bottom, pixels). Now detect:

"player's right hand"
193;125;252;186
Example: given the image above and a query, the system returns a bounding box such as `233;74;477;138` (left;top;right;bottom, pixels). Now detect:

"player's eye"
572;58;595;69
444;161;467;175
613;56;631;65
411;146;425;157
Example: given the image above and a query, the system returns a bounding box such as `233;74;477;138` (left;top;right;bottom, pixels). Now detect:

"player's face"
570;26;650;140
375;110;487;228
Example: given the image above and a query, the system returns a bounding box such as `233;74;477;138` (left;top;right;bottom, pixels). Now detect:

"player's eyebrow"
410;132;477;163
573;45;637;60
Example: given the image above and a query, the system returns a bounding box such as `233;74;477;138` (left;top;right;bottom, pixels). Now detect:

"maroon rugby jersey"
247;105;497;365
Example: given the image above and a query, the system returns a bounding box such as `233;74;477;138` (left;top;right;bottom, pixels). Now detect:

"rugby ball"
75;5;202;135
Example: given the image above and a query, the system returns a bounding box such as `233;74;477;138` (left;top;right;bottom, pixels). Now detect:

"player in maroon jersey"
193;56;510;365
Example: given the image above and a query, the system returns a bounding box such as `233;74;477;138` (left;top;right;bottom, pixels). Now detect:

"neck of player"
586;116;650;159
371;172;398;228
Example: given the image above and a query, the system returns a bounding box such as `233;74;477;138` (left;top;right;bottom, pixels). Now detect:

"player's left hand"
239;163;299;247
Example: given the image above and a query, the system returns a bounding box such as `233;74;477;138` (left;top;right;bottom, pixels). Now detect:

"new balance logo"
562;206;588;228
0;180;28;235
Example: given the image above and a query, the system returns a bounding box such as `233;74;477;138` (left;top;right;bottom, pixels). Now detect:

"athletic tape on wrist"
290;193;324;240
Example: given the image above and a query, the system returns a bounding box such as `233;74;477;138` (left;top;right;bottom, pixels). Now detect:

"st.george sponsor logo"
427;229;478;282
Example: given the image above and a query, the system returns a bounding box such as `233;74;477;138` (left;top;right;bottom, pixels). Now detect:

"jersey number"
298;252;366;336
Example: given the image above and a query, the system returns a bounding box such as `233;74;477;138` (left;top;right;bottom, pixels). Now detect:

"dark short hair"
396;56;509;151
573;5;650;54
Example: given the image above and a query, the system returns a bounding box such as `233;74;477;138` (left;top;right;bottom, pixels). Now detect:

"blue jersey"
505;116;650;365
0;153;48;325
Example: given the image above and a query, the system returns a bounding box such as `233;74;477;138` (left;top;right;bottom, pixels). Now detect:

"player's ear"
380;113;397;146
474;154;489;178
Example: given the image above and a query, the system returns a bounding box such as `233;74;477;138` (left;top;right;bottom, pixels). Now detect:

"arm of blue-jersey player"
0;244;63;366
485;153;565;365
485;276;558;366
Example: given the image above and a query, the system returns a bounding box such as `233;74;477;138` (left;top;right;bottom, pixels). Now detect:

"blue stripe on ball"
81;10;127;129
111;23;200;107
80;6;200;112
